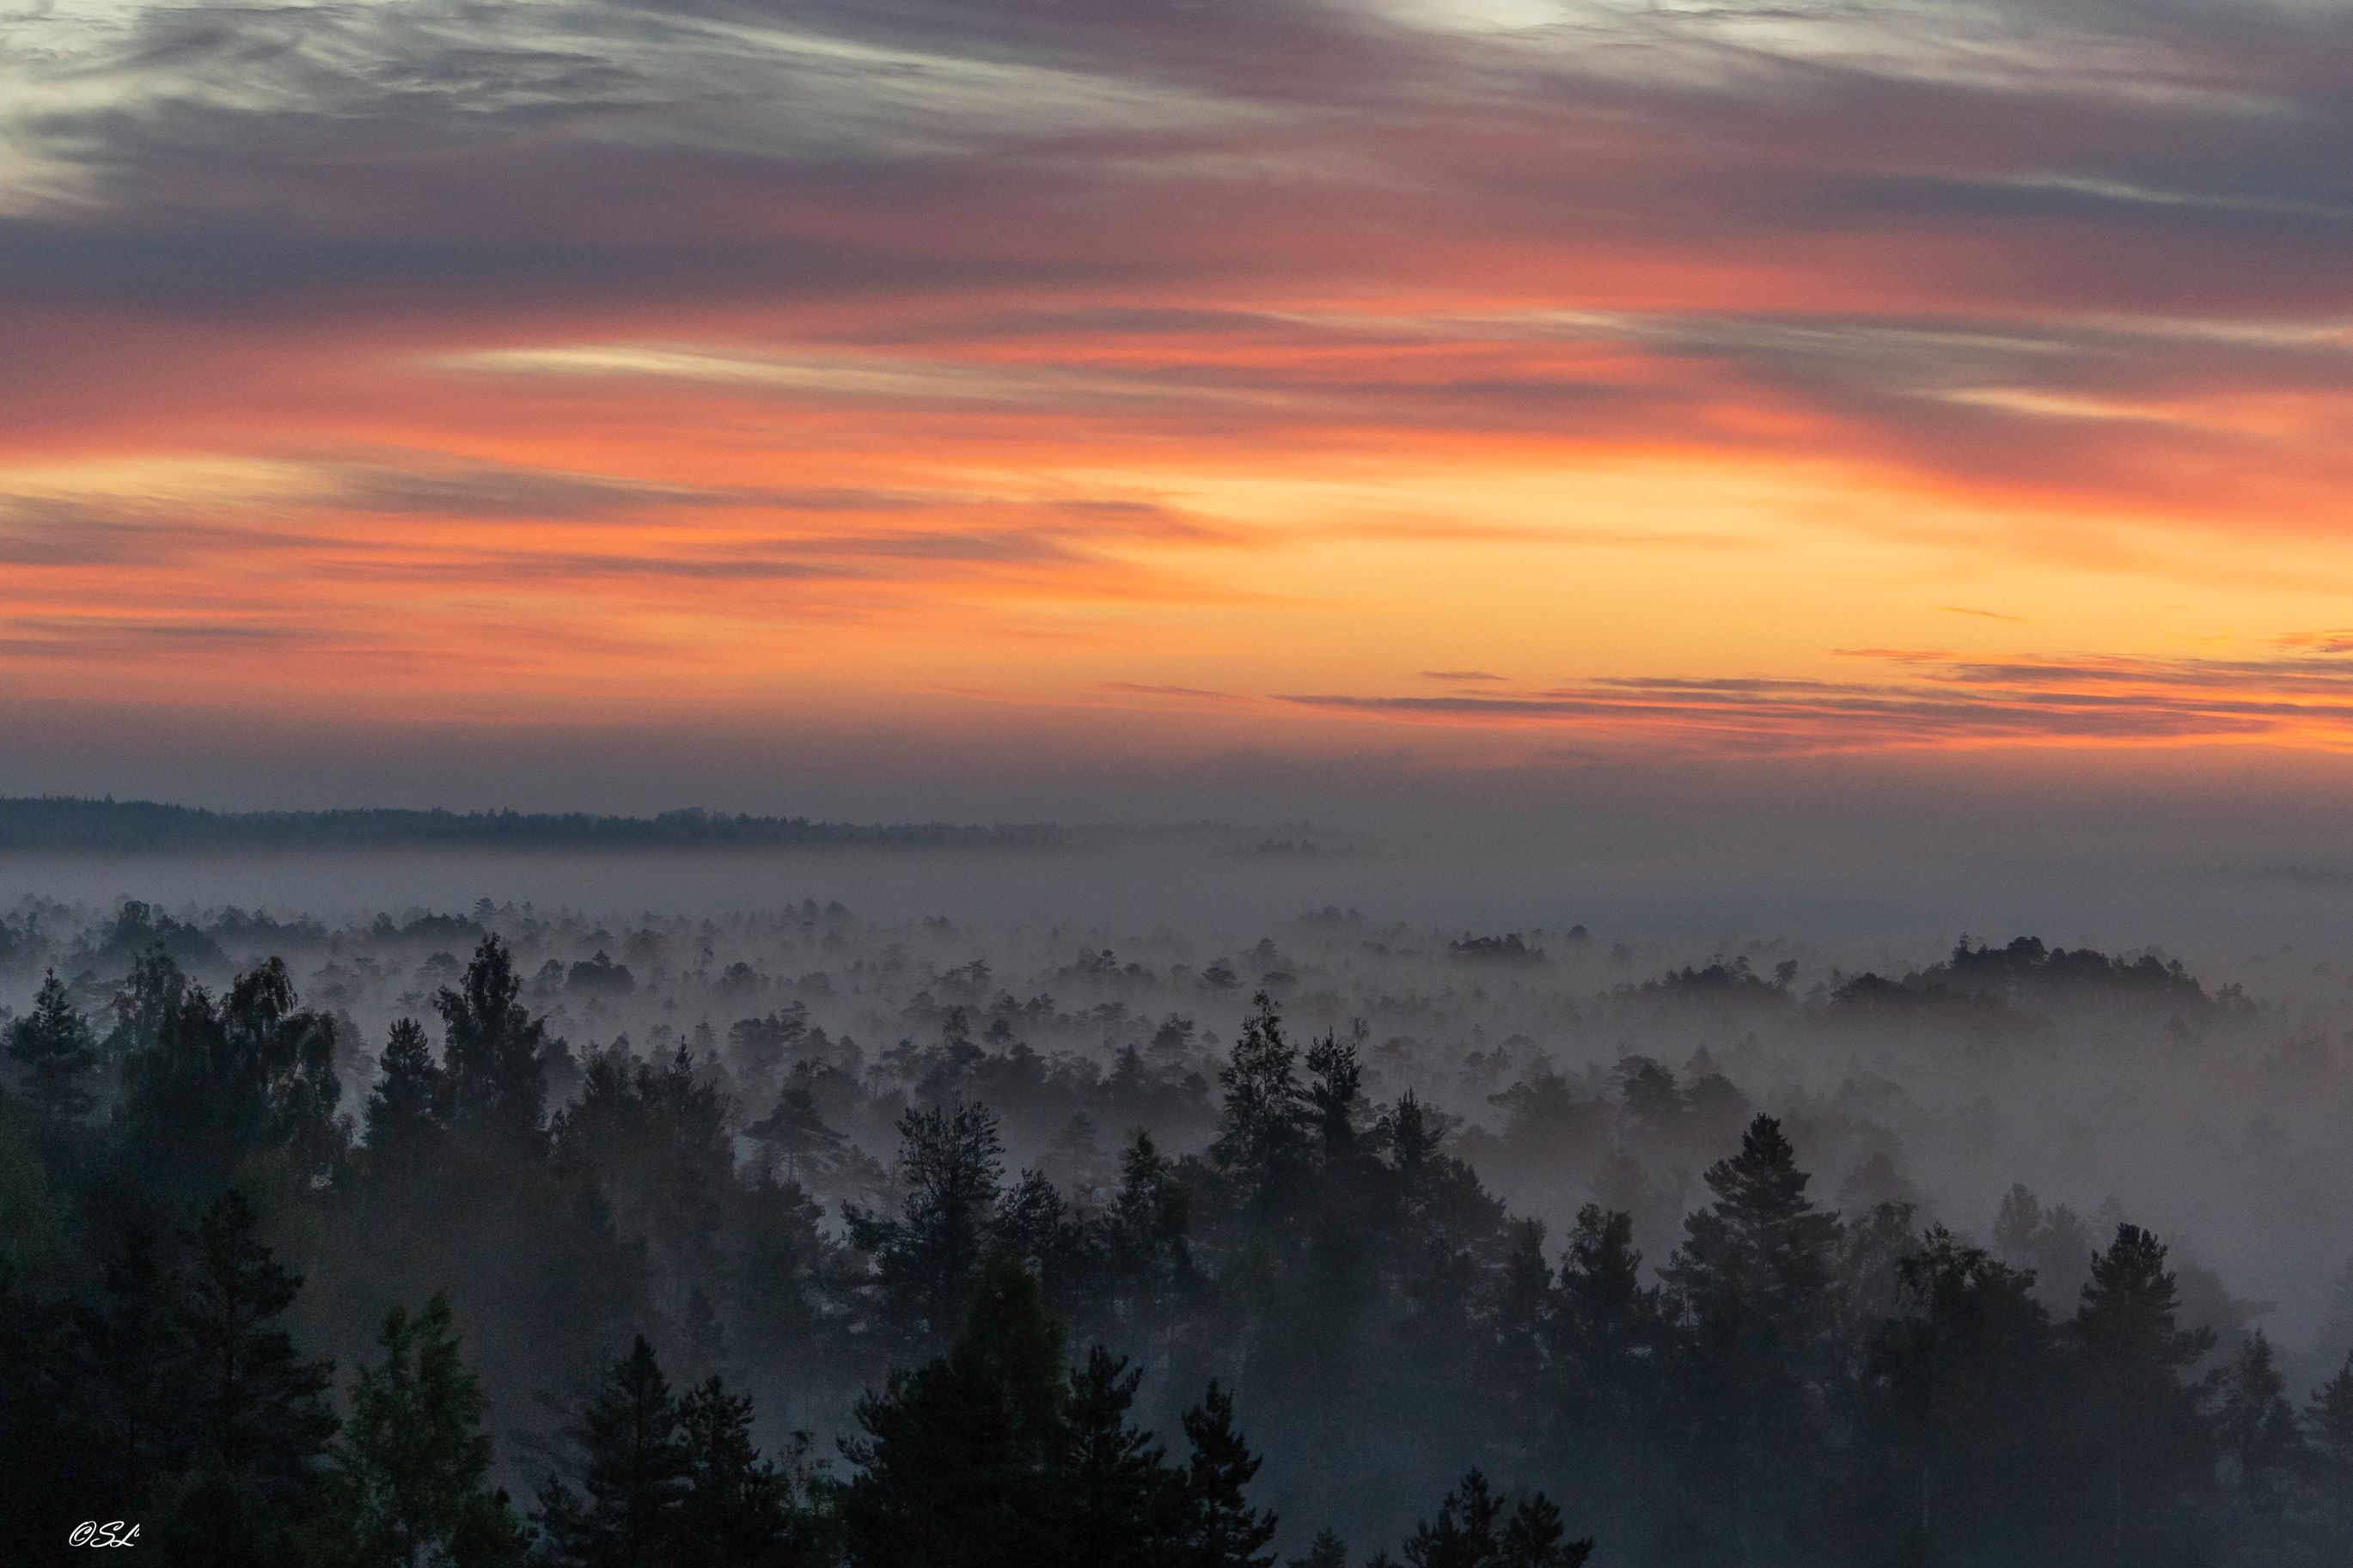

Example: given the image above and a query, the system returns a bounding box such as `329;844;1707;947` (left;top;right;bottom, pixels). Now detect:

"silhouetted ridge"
1829;935;2240;1016
0;796;1064;851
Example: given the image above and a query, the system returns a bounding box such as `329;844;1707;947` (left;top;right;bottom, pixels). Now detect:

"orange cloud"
8;0;2353;772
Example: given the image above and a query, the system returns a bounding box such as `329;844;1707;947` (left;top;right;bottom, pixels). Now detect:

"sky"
8;0;2353;831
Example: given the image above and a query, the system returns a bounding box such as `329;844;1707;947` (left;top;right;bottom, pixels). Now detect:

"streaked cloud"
1270;645;2353;752
5;0;2353;768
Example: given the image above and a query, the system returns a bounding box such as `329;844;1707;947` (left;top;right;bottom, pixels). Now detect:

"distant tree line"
0;796;1066;852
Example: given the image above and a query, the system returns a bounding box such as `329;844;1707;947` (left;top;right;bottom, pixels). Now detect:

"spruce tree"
1063;1345;1182;1565
537;1335;690;1568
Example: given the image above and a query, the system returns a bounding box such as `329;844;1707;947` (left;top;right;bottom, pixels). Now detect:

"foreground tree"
840;1248;1289;1568
334;1293;523;1567
2308;1353;2353;1554
536;1337;690;1568
1660;1113;1843;1552
167;1191;339;1567
1380;1471;1592;1568
2070;1223;2215;1561
837;1249;1066;1567
1181;1382;1280;1568
674;1373;824;1567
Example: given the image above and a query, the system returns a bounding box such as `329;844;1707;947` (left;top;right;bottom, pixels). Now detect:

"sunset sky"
9;0;2353;818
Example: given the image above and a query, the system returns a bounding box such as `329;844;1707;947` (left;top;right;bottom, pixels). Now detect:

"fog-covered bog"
7;844;2353;1565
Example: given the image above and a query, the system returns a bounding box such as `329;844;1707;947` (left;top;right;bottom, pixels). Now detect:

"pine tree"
113;983;249;1202
1667;1114;1843;1345
437;936;549;1144
2070;1223;2215;1561
746;1071;843;1184
1180;1382;1278;1568
1210;994;1308;1199
681;1284;729;1384
1660;1114;1843;1550
1288;1530;1349;1568
846;1101;1005;1347
2306;1352;2353;1554
1863;1227;2057;1562
2212;1330;2300;1546
168;1190;339;1568
0;1254;83;1551
1555;1204;1658;1440
675;1373;814;1567
6;969;98;1120
70;1219;188;1513
838;1250;1069;1568
336;1293;523;1567
537;1335;691;1568
1064;1346;1182;1566
1104;1129;1195;1325
1303;1024;1364;1159
364;1018;445;1167
1395;1472;1592;1568
1401;1470;1505;1568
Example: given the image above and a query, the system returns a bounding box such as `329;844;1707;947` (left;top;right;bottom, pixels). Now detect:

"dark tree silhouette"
436;937;550;1144
2070;1223;2215;1561
168;1191;339;1568
537;1335;691;1568
7;969;98;1121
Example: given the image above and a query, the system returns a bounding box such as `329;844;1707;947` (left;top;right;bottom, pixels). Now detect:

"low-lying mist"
9;835;2353;1338
11;827;2353;1563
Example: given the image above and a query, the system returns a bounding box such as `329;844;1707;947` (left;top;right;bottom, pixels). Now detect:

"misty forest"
9;882;2353;1567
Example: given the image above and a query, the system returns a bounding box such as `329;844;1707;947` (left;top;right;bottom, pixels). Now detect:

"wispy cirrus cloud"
7;0;2353;764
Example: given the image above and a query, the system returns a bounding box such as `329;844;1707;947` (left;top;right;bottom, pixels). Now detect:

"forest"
3;890;2352;1566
